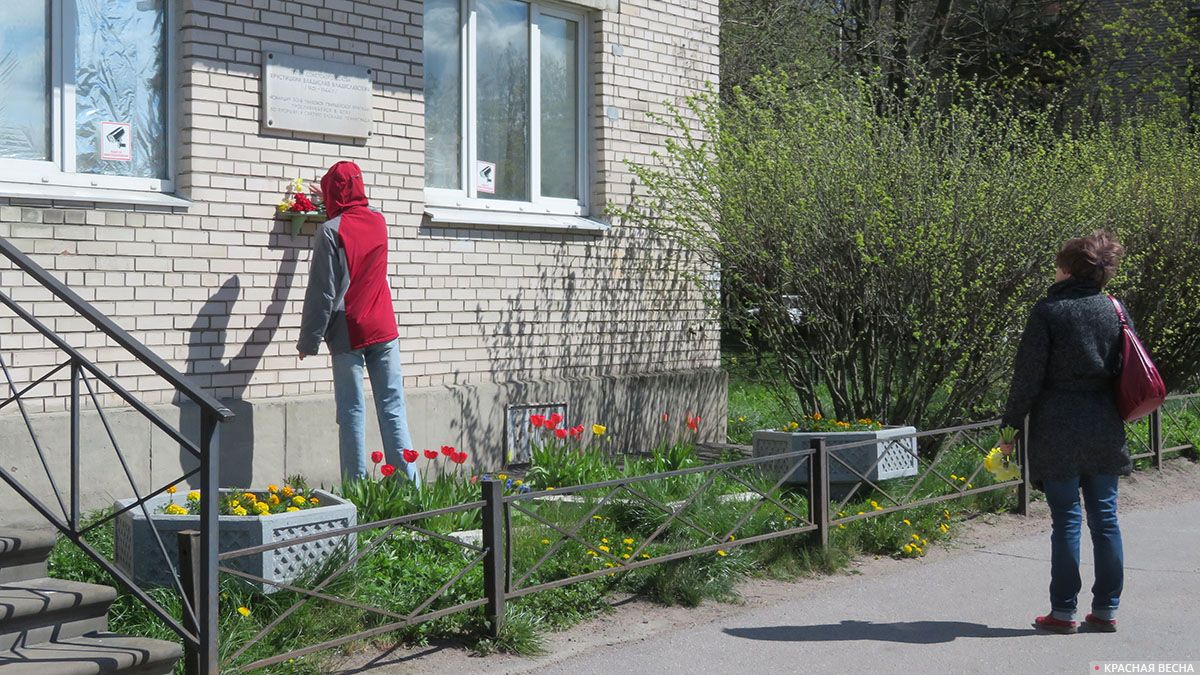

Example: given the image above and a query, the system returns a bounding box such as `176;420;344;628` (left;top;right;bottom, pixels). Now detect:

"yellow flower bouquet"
983;427;1021;482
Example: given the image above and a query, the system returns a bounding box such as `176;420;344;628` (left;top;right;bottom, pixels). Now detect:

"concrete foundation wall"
0;368;726;528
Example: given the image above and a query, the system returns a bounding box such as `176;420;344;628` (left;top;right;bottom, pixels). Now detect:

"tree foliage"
616;71;1200;429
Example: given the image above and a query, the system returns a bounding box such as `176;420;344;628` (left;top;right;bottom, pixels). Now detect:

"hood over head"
320;161;370;218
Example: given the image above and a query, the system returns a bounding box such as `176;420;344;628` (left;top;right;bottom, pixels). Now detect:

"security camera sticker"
100;122;132;162
476;160;496;194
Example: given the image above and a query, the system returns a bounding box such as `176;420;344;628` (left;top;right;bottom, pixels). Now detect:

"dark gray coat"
1001;278;1133;483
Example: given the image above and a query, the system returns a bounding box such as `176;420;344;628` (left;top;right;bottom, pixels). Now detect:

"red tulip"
402;448;418;463
380;464;396;477
451;451;468;465
370;451;384;464
530;414;545;428
424;449;439;460
470;475;478;484
661;412;669;423
548;412;564;426
555;428;567;440
441;445;455;457
687;415;701;432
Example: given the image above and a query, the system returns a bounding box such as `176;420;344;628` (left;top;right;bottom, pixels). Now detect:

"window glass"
425;0;462;190
74;0;168;179
476;0;530;202
0;1;51;161
539;15;578;200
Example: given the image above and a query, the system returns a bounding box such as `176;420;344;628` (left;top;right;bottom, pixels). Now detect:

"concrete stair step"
0;578;115;652
0;530;58;585
0;632;182;675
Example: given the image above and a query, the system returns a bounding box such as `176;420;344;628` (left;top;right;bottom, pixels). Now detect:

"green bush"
616;70;1200;428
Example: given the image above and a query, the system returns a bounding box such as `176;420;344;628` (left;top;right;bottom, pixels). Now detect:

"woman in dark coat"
1000;230;1132;635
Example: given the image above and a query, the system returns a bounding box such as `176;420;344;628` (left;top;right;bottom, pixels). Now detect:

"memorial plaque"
263;52;374;138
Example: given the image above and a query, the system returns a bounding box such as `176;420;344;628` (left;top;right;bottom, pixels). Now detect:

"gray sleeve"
297;225;339;355
1002;304;1050;431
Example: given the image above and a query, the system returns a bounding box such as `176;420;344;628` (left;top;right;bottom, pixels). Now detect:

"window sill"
425;206;610;233
0;182;191;209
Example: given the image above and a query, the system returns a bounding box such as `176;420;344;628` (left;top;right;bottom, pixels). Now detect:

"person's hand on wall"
297;347;309;361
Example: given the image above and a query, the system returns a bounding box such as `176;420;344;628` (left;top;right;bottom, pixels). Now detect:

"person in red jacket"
297;161;419;485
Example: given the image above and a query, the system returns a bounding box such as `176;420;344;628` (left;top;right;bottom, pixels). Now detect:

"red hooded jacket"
297;162;398;354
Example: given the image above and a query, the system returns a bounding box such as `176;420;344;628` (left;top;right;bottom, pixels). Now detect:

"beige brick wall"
0;0;721;419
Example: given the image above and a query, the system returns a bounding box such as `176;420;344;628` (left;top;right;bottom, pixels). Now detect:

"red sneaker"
1033;615;1078;634
1084;614;1117;633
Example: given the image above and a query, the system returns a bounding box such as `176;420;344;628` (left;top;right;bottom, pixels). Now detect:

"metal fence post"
1016;419;1031;516
1151;408;1164;470
481;479;506;638
198;409;221;674
811;438;830;549
178;530;201;675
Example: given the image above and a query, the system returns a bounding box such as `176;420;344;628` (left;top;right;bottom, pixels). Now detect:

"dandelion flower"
912;533;921;541
622;554;630;559
903;544;913;554
601;538;609;544
592;515;603;520
641;553;650;559
717;550;728;557
599;545;610;553
902;519;911;526
587;550;598;556
237;606;251;618
838;524;846;529
623;538;634;545
541;539;550;545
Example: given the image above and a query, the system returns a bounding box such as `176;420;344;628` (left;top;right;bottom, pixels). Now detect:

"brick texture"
0;0;721;416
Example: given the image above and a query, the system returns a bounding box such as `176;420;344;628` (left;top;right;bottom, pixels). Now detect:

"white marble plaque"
263;52;373;138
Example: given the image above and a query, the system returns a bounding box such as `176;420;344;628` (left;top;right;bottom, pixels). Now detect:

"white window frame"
424;0;591;217
0;0;176;196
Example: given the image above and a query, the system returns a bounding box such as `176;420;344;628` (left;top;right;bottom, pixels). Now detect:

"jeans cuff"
1051;608;1077;622
1090;607;1117;620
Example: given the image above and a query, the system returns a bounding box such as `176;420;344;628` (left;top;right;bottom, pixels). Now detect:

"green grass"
49;356;1170;671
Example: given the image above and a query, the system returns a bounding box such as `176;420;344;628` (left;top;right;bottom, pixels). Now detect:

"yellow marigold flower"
812;412;823;421
186;491;201;502
541;539;550;545
232;506;248;516
268;484;279;493
717;550;728;557
902;519;911;526
592;424;607;436
310;497;319;505
268;494;280;506
599;545;610;552
243;491;257;502
237;606;250;617
281;486;294;498
166;485;177;495
287;506;299;512
292;496;306;506
623;538;634;545
165;504;188;515
254;502;270;514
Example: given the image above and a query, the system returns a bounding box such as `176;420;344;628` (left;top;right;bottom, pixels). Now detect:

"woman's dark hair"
1056;230;1125;287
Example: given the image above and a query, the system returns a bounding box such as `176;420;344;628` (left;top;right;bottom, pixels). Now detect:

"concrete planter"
752;427;919;484
113;489;356;594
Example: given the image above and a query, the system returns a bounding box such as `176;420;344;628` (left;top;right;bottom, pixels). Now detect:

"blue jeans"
331;339;420;486
1042;474;1123;621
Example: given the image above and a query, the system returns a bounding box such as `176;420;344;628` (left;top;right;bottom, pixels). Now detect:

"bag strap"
1107;294;1129;329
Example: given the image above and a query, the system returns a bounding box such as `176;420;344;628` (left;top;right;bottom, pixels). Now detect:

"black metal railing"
202;399;1199;672
0;236;233;674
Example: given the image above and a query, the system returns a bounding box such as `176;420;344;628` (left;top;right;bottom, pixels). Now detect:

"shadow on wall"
417;216;725;473
177;228;302;488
